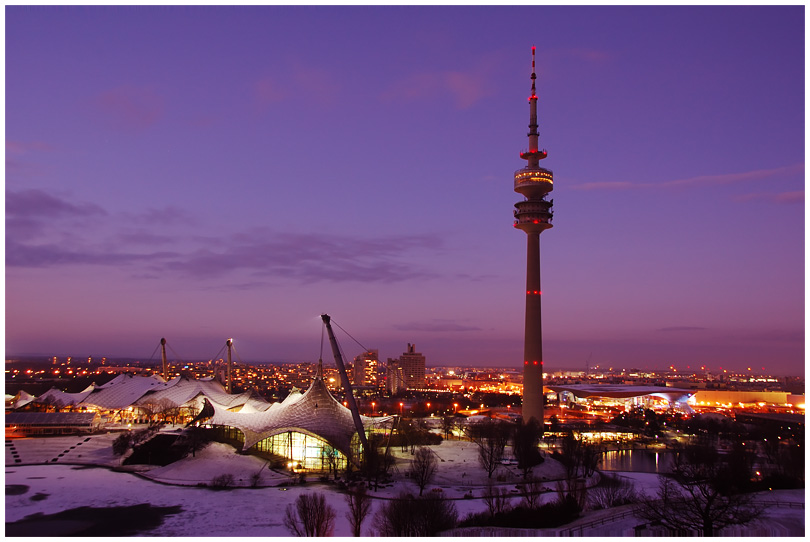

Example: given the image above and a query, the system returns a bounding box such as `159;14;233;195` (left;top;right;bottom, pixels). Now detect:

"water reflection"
600;449;674;473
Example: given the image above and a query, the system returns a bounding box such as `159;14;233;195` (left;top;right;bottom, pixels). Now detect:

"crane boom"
321;314;369;453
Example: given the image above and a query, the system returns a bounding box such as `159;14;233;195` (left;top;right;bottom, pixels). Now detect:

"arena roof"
12;374;257;413
35;385;95;407
207;373;392;459
134;376;258;410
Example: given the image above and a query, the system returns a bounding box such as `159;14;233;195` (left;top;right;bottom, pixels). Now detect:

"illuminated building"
386;362;406;394
387;343;426;392
352;349;379;388
547;384;695;413
5;412;100;437
206;363;391;470
513;46;553;426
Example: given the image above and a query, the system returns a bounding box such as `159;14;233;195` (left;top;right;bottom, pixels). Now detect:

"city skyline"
6;6;805;375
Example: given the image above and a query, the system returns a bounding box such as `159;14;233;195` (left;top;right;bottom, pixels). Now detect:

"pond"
599;449;675;473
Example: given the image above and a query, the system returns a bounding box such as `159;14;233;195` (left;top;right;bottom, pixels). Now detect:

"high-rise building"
387;343;426;392
385;361;406;395
513;46;553;427
352;349;379;388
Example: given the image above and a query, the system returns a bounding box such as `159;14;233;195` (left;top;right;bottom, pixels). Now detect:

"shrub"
373;491;458;536
210;473;235;490
122;434;185;466
588;473;637;510
112;433;132;456
459;496;581;529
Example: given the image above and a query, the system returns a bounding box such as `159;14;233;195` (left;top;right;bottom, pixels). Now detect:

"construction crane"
320;314;369;452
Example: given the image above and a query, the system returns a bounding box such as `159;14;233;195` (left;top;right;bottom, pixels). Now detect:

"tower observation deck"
514;46;553;429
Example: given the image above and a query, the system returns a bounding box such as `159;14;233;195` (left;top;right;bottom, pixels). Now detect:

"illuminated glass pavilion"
206;367;392;471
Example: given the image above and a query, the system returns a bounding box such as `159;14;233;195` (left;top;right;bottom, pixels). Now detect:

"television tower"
513;46;553;428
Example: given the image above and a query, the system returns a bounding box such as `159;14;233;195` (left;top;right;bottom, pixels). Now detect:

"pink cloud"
574;163;805;191
382;70;492;109
733;190;804;204
575;181;635;191
381;56;497;109
6;140;53;155
96;85;164;130
253;58;341;111
254;77;287;106
662;164;804;188
567;48;613;63
5;140;53;175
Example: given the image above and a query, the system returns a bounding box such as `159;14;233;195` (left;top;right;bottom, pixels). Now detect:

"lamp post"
371;401;375;414
453;403;458;414
399;402;404;415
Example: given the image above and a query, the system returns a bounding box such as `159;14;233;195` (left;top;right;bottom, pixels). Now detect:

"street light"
453;403;458;414
371;401;375;414
399;402;404;415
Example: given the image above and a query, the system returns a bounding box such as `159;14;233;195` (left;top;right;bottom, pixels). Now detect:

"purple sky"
6;6;805;375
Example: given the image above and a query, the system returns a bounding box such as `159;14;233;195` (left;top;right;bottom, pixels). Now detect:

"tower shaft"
513;46;553;429
522;233;544;425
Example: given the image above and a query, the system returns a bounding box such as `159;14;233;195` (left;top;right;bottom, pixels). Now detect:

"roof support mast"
321;314;369;453
160;337;167;380
226;338;233;393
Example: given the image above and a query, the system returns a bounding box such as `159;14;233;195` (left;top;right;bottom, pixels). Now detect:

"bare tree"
362;433;394;490
482;481;513;517
558;430;581;479
517;476;545;509
635;444;762;536
284;492;336;536
322;444;340;480
441;416;456;440
555;477;587;513
344;484;373;536
580;438;602;477
512;418;544;479
556;430;601;479
467;420;511;479
183;426;211;458
410;447;438;496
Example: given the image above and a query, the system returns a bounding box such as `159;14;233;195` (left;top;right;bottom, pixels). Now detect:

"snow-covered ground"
5;432;805;536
